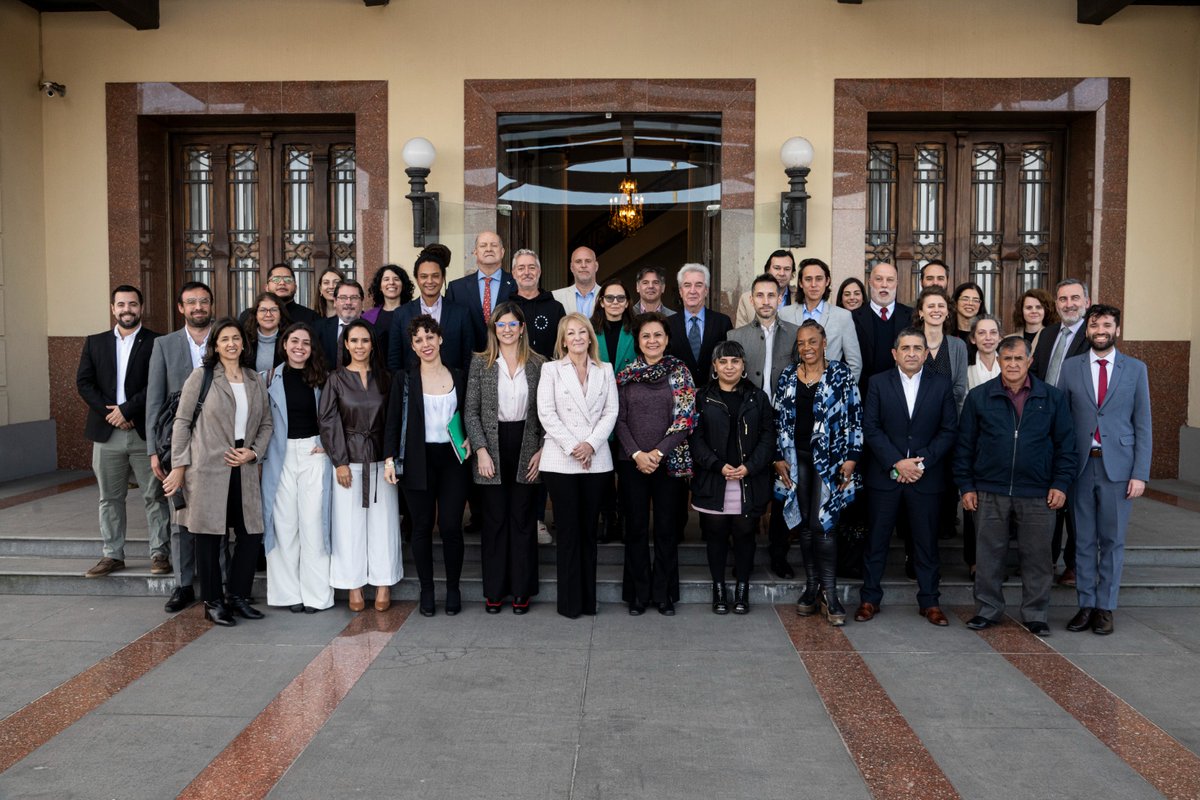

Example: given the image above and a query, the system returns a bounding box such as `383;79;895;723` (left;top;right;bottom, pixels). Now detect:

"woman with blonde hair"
537;313;619;618
464;302;546;614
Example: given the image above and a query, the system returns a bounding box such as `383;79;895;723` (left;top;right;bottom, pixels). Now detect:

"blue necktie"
688;316;702;362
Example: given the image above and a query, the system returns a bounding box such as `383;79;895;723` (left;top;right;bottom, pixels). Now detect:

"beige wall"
0;0;50;425
25;0;1200;416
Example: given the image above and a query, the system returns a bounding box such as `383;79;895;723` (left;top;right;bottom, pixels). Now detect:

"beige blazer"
171;364;272;536
536;358;618;474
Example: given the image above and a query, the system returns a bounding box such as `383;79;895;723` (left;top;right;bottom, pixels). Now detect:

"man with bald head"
446;230;518;350
852;262;914;395
552;246;601;318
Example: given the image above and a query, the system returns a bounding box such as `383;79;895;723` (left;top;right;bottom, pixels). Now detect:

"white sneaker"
537;521;552;544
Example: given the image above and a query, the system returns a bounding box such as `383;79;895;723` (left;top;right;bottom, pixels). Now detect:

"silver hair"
1055;277;1089;299
512;248;541;270
677;262;710;286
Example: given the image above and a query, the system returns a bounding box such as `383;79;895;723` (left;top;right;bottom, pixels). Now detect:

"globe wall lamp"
779;136;814;248
403;137;440;247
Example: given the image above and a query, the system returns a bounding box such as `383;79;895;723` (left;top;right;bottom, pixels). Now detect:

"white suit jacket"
536;358;618;474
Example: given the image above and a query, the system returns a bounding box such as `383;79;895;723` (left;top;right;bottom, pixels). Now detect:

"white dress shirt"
870;300;896;321
187;330;208;369
113;324;141;405
496;362;528;422
898;367;921;417
420;296;443;323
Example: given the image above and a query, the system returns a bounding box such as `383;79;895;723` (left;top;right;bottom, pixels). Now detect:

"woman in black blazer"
384;314;469;617
689;341;776;615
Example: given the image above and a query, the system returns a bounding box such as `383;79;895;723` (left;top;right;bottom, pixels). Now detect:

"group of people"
75;237;1151;635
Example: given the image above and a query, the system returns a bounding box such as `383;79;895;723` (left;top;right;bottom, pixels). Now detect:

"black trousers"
700;512;757;584
402;443;468;592
619;462;685;605
544;471;607;618
479;421;539;600
1051;506;1076;571
196;463;261;603
861;486;941;609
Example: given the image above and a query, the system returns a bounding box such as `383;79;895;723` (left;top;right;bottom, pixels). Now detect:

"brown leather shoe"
348;588;365;612
374;586;391;612
85;557;125;578
1057;568;1077;587
920;606;949;626
854;602;878;622
150;553;172;575
1066;607;1095;632
1092;609;1114;635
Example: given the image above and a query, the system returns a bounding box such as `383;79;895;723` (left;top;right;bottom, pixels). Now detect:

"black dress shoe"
485;599;503;614
965;615;998;630
657;600;676;616
770;558;795;579
512;597;530;615
1066;607;1096;632
164;585;196;613
303;606;318;614
445;587;462;616
732;582;750;615
204;601;236;627
628;601;646;616
1024;620;1051;637
419;589;435;617
228;596;264;620
289;603;306;614
712;582;729;615
1092;609;1114;635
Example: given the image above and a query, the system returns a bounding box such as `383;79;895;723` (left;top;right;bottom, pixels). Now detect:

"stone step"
4;534;1199;568
2;555;1198;607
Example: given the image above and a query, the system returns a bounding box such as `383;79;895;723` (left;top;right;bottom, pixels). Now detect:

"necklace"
799;360;825;387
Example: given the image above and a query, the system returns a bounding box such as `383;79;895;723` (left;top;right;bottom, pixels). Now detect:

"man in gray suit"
728;273;797;403
146;281;214;612
1060;304;1151;636
780;258;862;381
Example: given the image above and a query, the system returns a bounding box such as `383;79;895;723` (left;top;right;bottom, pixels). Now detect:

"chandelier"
608;175;644;236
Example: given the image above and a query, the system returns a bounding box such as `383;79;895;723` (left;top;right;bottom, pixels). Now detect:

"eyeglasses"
257;307;279;315
335;295;362;302
268;276;295;285
182;298;212;307
495;321;521;329
602;295;628;303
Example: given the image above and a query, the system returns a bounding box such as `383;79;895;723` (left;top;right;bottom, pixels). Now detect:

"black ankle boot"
733;581;750;615
419;587;435;617
445;586;462;616
814;532;844;625
228;596;264;620
204;601;236;627
712;582;729;615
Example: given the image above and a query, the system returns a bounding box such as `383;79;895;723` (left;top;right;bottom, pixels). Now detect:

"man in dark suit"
316;279;371;367
388;253;474;372
665;263;733;389
237;263;321;328
855;328;959;626
146;281;214;611
1060;304;1152;636
76;285;170;579
445;231;517;351
1030;277;1092;585
851;262;913;395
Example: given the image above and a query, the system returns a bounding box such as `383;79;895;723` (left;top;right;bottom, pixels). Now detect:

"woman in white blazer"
537;312;619;618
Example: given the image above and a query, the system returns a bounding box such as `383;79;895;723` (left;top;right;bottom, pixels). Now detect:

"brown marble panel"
1096;207;1127;309
1122;340;1188;479
939;78;1025;112
280;80;381;114
136;82;208;114
357;209;388;278
205;81;283;115
1063;114;1096;282
837;78;944;112
49;336;88;470
355;86;390;211
567;78;649;112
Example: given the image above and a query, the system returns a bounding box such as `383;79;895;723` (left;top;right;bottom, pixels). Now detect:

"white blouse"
423;391;457;443
967;357;1002;390
496;363;528;422
229;382;249;440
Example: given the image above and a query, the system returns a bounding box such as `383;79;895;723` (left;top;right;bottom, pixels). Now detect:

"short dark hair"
797;258;832;301
763;249;795;271
893;327;927;349
631;312;671;358
636;266;666;283
919;259;949;279
202;318;254;369
176;280;213;307
952;281;989;317
998;335;1031;357
334;280;364;300
407;313;442;341
1084;303;1121;327
751;273;781;292
590;279;634;334
111;285;143;305
710;339;746;363
269;263;295;277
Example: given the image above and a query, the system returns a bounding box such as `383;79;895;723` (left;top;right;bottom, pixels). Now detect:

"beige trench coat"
171;364;272;536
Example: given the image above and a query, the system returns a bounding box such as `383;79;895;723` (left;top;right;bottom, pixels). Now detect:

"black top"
867;312;899;378
282;367;319;438
925;340;952;379
603;318;623;365
1022;329;1038;344
794;380;817;455
718;388;742;459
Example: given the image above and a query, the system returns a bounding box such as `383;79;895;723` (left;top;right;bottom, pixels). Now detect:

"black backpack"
153;368;214;472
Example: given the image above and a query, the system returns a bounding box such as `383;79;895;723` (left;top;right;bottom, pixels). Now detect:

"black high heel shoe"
419;589;436;617
512;597;530;615
204;601;236;627
445;587;462;616
228;596;264;620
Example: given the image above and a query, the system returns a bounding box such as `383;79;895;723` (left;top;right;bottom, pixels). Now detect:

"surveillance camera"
39;81;66;98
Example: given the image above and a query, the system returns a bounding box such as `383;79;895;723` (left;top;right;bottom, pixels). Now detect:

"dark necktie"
482;276;493;324
1094;358;1108;444
688;316;702;362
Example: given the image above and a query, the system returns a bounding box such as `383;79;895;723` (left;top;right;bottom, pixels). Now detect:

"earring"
710;368;718;380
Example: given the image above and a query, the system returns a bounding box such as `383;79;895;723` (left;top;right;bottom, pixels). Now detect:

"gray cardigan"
464;351;546;485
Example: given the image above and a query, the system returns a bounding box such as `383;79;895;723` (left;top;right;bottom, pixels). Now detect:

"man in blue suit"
855;328;959;626
445;231;517;351
388;248;473;372
1060;304;1151;635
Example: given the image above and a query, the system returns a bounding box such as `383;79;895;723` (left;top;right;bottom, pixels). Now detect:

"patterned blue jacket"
773;359;863;532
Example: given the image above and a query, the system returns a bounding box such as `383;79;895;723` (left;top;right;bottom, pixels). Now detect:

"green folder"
447;411;469;464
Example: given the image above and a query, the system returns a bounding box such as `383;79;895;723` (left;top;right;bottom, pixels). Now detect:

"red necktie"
880;307;888;321
482;276;493;324
1094;358;1108;444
